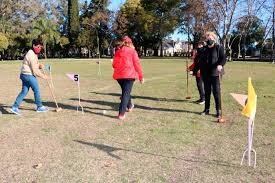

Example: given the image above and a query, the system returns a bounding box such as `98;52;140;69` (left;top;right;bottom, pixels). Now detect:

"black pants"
202;76;221;113
196;76;205;101
117;79;135;114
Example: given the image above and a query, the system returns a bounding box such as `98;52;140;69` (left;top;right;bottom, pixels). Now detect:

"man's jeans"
13;74;42;108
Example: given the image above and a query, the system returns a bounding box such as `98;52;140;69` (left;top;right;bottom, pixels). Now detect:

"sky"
108;0;125;11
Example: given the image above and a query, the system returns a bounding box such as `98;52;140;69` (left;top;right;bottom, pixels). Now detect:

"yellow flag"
242;77;257;119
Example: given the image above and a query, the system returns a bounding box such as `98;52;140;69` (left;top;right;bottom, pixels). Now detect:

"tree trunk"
153;48;158;56
237;35;242;59
226;35;233;61
143;47;147;57
160;38;163;57
88;49;91;58
259;45;264;59
44;41;47;59
223;38;226;50
242;35;246;61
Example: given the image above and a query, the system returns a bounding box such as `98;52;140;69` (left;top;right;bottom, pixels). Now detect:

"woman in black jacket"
199;32;226;118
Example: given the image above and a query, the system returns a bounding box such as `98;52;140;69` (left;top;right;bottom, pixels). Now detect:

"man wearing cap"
10;39;49;115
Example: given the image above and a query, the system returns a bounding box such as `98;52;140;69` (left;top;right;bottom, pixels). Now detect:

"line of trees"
0;0;274;60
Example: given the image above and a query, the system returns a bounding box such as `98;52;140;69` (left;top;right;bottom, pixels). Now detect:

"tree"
140;0;181;56
179;0;210;47
42;0;69;34
114;0;155;55
77;29;95;57
206;0;241;46
0;0;51;59
0;33;9;60
60;36;70;48
231;16;265;57
33;18;61;58
239;0;270;59
68;0;80;45
80;0;111;57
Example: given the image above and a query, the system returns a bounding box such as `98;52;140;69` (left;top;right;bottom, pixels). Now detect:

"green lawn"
0;59;274;182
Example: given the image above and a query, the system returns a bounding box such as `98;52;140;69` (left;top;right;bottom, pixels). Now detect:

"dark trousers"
196;76;205;101
117;79;135;114
202;75;221;113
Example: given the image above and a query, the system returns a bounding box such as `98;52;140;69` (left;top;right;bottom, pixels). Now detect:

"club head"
186;96;191;99
217;117;225;123
55;107;62;112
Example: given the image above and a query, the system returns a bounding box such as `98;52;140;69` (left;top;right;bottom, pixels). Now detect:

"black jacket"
194;44;226;77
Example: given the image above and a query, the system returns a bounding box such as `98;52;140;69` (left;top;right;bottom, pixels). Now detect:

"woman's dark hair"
32;38;43;46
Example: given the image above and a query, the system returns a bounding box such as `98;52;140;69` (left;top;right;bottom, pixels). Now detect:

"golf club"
186;58;191;99
42;68;62;112
217;72;225;123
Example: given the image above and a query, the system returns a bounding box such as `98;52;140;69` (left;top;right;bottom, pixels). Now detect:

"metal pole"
272;1;275;63
77;77;84;114
185;25;191;99
96;27;102;76
248;119;252;166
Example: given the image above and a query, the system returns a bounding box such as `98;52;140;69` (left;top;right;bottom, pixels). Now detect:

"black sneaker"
201;109;210;115
195;99;201;103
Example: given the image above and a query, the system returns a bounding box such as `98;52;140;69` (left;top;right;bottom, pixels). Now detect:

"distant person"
112;36;144;120
189;41;205;105
200;32;226;118
10;39;49;115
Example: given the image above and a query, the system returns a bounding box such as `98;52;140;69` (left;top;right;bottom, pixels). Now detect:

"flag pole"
234;78;257;168
248;118;252;166
49;66;54;88
96;27;101;77
77;76;84;114
251;120;257;168
240;116;257;168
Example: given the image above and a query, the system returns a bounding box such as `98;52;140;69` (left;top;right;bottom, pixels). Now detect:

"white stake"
241;118;256;168
76;77;84;114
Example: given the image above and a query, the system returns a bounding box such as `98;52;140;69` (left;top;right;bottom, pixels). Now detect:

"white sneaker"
127;104;134;112
36;106;49;113
199;101;205;105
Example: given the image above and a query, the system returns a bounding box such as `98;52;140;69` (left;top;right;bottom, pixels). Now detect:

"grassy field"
0;59;274;182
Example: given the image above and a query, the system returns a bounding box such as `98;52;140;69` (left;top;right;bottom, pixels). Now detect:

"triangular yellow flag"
242;77;257;119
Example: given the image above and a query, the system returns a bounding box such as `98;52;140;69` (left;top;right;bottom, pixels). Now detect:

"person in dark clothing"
199;32;226;118
189;42;205;104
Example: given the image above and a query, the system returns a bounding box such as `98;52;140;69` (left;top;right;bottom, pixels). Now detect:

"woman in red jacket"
188;42;205;105
113;36;144;120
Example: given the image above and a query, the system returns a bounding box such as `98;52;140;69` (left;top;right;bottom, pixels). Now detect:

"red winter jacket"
188;52;201;78
112;46;143;80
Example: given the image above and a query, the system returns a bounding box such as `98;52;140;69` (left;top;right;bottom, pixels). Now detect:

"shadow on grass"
71;98;201;114
0;103;12;114
23;99;117;119
74;140;238;167
91;92;193;103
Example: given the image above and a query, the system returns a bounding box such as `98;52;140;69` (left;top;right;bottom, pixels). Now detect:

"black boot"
201;109;210;115
216;110;221;118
